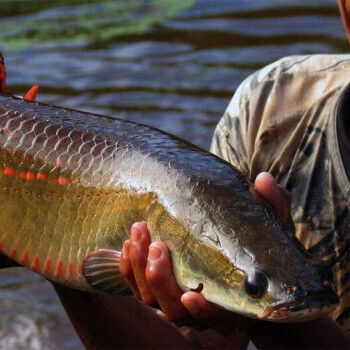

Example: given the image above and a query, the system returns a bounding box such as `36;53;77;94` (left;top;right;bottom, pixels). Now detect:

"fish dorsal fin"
82;249;129;294
0;53;5;94
24;84;39;101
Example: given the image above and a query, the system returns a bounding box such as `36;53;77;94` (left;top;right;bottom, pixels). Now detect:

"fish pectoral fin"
82;249;129;294
23;85;39;101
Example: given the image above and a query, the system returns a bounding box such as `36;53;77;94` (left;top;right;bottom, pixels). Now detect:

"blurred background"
0;0;347;348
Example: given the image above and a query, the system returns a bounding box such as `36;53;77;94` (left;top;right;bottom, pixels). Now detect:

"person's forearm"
250;316;350;349
54;284;194;349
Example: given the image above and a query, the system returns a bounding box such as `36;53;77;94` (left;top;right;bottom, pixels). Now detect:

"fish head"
176;185;339;322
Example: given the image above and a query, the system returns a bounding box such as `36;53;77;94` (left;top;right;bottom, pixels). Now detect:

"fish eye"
244;271;268;299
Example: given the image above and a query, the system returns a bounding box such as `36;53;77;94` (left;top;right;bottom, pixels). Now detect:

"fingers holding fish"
142;243;251;336
122;222;245;327
120;240;140;297
127;222;156;304
146;242;189;322
121;222;251;333
120;224;153;302
254;172;294;231
121;222;189;321
254;172;286;214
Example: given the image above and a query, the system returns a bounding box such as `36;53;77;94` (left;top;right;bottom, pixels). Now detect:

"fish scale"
0;96;149;287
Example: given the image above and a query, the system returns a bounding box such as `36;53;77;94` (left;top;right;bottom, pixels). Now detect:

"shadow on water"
0;0;348;348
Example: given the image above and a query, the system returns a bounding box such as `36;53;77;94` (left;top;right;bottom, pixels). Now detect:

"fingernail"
131;227;141;243
266;173;278;190
138;222;148;235
122;241;130;259
148;244;161;262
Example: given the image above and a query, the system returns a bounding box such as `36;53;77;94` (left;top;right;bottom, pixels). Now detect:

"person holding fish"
52;174;350;349
0;56;331;346
51;0;350;348
1;1;350;349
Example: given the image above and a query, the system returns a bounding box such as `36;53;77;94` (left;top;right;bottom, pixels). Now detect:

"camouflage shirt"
211;55;350;329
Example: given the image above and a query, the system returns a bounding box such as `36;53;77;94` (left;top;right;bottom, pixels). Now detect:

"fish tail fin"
0;53;5;94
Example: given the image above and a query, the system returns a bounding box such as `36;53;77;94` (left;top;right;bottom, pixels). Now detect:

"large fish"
0;53;338;321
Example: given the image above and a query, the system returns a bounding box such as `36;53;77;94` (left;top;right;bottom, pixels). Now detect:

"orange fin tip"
23;84;39;101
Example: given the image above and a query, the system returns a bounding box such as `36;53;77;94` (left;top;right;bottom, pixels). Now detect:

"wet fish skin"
0;94;338;321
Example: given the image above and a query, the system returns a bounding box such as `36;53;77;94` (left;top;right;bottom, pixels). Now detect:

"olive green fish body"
0;94;339;321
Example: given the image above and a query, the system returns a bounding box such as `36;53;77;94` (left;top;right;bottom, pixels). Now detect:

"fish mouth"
259;294;339;322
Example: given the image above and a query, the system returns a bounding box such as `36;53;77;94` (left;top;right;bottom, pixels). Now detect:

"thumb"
254;172;294;233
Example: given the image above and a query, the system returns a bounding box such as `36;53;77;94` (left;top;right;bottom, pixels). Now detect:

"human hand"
120;222;251;348
119;172;293;339
254;172;294;233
